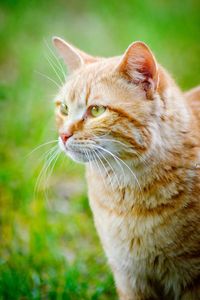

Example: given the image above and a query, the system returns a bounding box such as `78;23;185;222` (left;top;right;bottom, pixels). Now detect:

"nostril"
60;133;72;143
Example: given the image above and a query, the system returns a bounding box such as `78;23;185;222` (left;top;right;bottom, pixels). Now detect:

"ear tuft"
52;36;83;73
118;41;159;99
52;36;98;74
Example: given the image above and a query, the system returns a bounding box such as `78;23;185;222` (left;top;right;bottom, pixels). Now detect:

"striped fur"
53;38;200;300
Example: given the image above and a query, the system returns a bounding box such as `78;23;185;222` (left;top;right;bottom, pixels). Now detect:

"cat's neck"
86;86;198;213
87;68;199;213
86;149;196;215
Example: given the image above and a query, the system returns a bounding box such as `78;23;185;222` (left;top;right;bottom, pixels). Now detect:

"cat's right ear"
52;37;96;73
117;41;159;99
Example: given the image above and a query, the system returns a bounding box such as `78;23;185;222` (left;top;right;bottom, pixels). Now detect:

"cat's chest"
86;170;184;288
90;197;161;250
86;167;175;259
87;168;160;239
90;199;165;277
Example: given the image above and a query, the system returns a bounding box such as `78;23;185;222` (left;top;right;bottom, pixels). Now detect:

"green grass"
0;0;199;299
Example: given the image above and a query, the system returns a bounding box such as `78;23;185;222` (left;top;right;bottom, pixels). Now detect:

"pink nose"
60;133;72;143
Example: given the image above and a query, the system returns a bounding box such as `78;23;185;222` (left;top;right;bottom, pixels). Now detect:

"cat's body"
87;82;200;300
53;37;200;299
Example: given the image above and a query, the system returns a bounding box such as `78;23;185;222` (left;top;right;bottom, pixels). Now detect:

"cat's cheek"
131;127;144;146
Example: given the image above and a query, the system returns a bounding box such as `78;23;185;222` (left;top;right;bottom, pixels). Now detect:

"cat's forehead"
60;58;120;106
61;72;104;107
57;56;144;112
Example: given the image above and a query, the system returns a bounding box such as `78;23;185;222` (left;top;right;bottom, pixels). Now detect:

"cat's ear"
118;41;159;99
52;36;96;73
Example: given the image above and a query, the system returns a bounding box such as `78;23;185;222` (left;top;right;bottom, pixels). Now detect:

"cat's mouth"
58;136;134;164
58;137;99;163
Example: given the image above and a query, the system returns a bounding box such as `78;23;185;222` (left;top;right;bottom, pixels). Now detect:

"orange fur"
53;37;200;300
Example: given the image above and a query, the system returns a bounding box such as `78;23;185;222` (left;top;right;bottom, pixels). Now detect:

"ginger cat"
53;36;200;300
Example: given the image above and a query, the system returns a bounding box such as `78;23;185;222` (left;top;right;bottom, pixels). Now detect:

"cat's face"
53;37;159;164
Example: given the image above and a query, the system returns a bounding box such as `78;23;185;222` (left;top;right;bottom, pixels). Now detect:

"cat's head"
53;37;161;164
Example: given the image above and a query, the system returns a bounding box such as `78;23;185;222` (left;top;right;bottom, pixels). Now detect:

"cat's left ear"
52;36;97;73
118;41;159;99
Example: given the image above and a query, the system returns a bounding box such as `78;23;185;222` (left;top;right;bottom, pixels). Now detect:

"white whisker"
95;148;121;190
43;150;61;202
26;140;58;157
94;149;115;192
90;150;107;189
34;146;59;197
45;54;64;86
94;145;142;193
94;137;132;150
35;70;60;88
45;40;66;82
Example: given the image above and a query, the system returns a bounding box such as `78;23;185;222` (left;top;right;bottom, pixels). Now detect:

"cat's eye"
90;105;106;117
60;103;68;115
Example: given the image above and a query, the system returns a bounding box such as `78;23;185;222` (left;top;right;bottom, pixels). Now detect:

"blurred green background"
0;0;199;299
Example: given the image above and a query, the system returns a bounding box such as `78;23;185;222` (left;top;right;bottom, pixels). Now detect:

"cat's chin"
61;146;90;163
65;149;90;163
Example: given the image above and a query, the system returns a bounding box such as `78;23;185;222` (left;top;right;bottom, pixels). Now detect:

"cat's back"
185;86;200;125
185;85;200;102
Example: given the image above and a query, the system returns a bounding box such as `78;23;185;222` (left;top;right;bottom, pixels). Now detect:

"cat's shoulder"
185;86;200;102
184;85;200;124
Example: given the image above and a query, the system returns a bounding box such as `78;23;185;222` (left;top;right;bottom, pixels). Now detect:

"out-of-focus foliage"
0;0;199;299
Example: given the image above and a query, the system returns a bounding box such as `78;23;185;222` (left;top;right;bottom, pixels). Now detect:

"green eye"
90;106;106;117
60;103;68;115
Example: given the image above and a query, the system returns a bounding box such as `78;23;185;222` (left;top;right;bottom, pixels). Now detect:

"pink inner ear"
119;42;158;91
137;55;155;79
